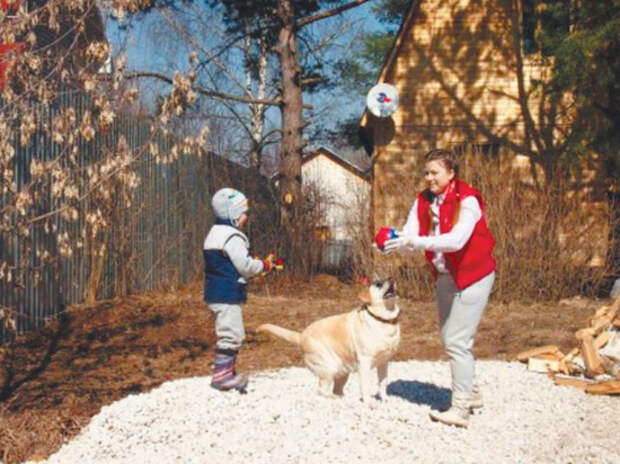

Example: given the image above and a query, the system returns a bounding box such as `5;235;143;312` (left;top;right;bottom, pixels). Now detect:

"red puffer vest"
417;179;496;290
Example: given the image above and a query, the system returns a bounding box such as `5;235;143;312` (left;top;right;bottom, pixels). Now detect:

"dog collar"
361;305;399;324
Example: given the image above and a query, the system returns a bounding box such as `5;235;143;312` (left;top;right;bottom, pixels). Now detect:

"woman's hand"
383;232;422;254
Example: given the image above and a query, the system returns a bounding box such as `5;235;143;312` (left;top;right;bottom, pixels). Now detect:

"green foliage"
328;0;408;147
540;1;620;182
210;1;368;95
214;0;348;37
318;116;365;148
527;0;570;56
371;0;410;25
336;0;409;94
335;32;396;92
360;32;398;66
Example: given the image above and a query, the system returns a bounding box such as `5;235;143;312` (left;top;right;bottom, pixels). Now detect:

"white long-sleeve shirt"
203;225;264;281
401;194;482;272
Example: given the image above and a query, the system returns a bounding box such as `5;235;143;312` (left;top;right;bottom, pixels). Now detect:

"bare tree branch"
123;71;282;106
300;76;323;86
296;0;371;28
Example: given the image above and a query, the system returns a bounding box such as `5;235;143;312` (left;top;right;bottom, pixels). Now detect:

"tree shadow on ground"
387;379;450;410
0;312;71;404
0;298;207;413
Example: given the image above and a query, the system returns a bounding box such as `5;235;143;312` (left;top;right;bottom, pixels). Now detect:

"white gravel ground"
27;361;619;464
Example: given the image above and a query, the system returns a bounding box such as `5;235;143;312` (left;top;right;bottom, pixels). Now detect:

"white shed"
302;146;371;244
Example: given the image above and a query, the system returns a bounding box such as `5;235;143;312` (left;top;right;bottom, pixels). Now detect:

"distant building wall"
302;151;370;241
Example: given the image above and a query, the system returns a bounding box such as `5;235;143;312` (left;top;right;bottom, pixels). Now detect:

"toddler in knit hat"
203;187;272;392
211;188;249;226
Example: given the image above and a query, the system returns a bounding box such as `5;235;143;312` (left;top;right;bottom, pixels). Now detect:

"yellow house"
360;0;609;270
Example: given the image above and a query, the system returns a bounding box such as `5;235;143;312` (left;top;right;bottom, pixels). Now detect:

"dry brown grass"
0;274;607;463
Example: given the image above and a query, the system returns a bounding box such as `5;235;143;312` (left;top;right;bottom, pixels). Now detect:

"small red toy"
374;227;398;250
262;254;284;274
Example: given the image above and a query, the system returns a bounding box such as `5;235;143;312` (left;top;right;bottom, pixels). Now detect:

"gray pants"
436;272;495;393
209;303;245;351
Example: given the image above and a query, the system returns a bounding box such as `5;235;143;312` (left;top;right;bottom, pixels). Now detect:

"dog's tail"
257;323;301;345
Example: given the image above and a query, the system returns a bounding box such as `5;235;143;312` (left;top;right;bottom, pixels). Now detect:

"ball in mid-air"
366;83;399;118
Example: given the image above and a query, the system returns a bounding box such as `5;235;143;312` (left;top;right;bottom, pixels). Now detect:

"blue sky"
104;1;394;151
106;2;386;71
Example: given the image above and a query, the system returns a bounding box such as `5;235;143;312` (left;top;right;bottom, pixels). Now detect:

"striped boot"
211;348;248;393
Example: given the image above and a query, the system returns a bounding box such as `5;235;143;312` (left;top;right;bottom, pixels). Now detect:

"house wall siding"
363;0;608;266
366;1;560;219
302;153;370;241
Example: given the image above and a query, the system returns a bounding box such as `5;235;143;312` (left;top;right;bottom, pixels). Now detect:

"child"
203;187;272;392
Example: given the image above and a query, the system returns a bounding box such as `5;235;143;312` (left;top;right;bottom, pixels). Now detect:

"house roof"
377;1;421;84
303;146;371;180
359;1;420;129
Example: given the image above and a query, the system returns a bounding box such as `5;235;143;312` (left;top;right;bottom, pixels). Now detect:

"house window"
522;0;570;56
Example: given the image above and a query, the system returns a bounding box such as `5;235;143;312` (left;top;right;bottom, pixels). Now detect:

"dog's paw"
370;392;390;403
318;390;338;399
359;396;381;409
369;398;382;409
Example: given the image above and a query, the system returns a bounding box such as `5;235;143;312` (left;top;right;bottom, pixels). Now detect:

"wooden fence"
0;92;275;343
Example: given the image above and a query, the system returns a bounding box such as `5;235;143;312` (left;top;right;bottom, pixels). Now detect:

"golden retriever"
257;279;400;404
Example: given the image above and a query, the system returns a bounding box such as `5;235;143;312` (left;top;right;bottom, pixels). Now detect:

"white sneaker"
429;392;471;428
469;389;483;410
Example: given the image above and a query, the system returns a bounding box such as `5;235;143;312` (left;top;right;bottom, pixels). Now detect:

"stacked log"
515;295;620;395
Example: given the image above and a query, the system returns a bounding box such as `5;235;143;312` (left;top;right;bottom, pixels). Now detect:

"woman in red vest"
384;148;496;428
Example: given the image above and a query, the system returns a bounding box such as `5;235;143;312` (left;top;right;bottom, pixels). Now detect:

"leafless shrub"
463;149;611;301
291;180;333;277
366;146;611;301
0;0;208;332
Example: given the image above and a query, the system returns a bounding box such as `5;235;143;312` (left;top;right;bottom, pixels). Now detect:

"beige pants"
209;303;245;351
436;272;495;393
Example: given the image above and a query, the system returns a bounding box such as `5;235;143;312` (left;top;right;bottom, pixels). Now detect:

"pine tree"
539;1;620;272
215;1;373;262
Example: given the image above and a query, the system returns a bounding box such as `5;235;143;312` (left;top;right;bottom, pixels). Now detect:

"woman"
383;148;496;428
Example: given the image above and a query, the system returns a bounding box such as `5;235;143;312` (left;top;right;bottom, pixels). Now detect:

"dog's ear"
358;288;372;304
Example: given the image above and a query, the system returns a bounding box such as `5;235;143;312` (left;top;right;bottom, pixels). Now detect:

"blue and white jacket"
203;220;264;303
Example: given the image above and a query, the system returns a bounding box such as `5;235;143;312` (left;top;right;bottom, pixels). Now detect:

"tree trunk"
270;1;372;272
245;29;269;171
276;2;304;228
85;240;106;303
271;1;307;274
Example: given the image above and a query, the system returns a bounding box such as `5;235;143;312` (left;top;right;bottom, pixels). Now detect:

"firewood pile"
515;295;620;395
